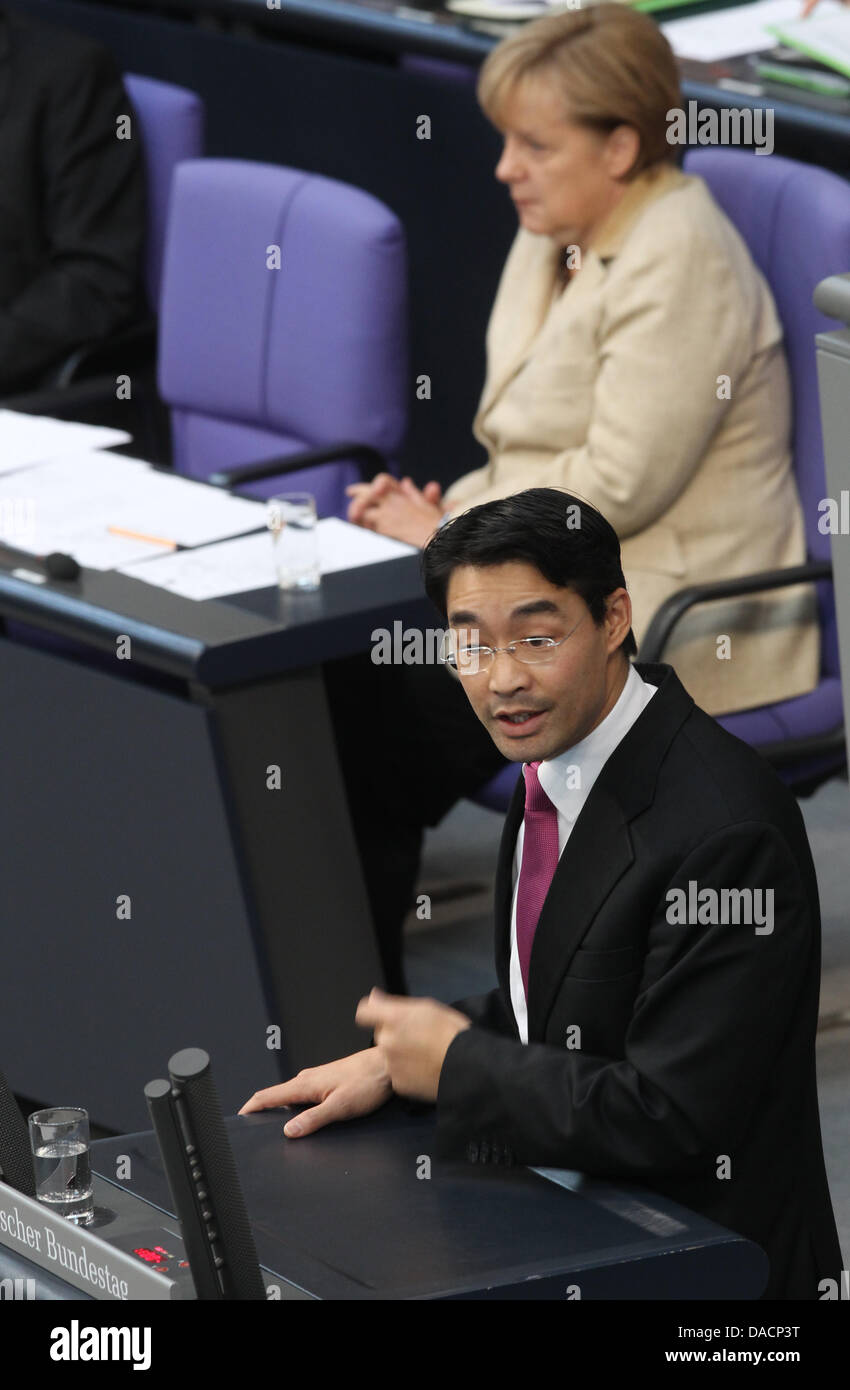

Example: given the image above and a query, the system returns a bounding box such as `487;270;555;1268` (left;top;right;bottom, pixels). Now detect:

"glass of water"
28;1107;94;1225
267;492;320;592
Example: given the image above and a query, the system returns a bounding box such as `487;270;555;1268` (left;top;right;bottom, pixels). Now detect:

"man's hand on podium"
238;1047;393;1137
238;989;471;1135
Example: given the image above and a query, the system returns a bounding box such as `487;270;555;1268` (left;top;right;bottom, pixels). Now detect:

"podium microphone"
145;1048;266;1300
0;1066;36;1196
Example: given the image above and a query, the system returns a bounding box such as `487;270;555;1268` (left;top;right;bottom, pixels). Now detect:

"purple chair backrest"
122;74;205;314
157;159;408;517
684;149;850;680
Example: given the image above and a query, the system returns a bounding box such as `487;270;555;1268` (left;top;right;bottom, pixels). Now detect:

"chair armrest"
638;560;832;663
208;441;388;489
49;317;157;388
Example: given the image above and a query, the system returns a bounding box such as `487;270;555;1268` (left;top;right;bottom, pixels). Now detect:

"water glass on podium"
28;1106;94;1226
267;492;321;591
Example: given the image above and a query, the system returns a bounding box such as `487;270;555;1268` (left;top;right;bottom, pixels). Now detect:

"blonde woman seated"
347;3;818;717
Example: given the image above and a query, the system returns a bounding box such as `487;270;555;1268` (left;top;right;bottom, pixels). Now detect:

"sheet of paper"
662;0;843;62
446;0;606;17
317;517;417;573
446;0;555;18
767;10;850;75
86;457;266;547
0;451;268;568
119;517;416;600
0;410;131;476
0;453;170;568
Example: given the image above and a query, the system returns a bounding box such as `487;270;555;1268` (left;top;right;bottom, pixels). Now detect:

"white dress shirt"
509;663;658;1042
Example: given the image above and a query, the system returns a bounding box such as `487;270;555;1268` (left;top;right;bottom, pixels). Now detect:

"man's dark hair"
422;487;638;659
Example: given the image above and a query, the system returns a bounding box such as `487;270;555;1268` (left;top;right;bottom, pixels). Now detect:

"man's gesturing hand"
355;988;472;1102
238;1048;392;1137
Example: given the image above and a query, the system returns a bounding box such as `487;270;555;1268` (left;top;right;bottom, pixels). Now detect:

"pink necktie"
516;761;560;999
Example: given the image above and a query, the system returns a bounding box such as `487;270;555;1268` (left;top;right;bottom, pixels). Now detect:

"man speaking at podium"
241;488;842;1300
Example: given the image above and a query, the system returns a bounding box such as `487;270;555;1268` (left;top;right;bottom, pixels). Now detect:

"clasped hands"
346;473;446;548
238;990;471;1137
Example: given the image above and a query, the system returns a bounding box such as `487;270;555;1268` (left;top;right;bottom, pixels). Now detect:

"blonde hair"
477;3;681;177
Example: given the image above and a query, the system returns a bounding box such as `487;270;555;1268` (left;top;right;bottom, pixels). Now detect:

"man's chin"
490;726;554;763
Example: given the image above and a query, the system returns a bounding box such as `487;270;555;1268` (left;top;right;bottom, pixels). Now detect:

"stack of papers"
662;0;844;62
766;8;850;75
119;518;417;600
0;452;266;570
0;411;131;475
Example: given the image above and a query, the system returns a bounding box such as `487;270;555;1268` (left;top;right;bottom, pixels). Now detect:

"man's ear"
605;587;632;653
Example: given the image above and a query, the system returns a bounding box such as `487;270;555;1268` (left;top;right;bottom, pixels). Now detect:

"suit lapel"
477;235;562;419
493;770;525;1000
526;786;633;1040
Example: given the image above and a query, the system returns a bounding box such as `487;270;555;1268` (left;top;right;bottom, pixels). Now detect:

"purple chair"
156;159;409;518
123;74;206;315
49;73;205;388
474;149;850;812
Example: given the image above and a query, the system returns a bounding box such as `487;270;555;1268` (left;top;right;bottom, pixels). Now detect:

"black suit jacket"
0;9;145;393
437;662;843;1299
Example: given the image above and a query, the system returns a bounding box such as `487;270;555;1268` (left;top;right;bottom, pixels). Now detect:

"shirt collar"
534;663;657;822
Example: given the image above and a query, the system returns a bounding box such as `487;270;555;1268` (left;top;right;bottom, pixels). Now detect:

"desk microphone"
0;542;80;581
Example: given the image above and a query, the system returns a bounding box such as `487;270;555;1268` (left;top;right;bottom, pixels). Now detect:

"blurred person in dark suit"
0;7;145;395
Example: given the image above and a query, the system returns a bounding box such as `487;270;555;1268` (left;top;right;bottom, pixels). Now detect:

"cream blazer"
444;163;819;718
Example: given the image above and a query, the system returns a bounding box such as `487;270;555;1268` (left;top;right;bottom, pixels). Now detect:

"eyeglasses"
445;614;586;676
